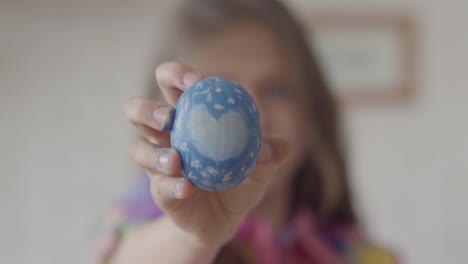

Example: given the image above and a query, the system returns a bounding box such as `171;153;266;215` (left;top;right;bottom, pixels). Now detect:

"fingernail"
153;106;174;131
153;148;173;174
183;71;201;88
258;142;272;163
158;152;170;168
175;178;185;198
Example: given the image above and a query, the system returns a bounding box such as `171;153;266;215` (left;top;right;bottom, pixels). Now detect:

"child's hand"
123;62;288;249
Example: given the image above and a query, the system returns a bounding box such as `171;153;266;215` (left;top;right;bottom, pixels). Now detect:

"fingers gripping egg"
170;77;261;192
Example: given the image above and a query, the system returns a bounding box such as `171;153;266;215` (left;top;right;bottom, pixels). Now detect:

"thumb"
256;136;290;169
244;137;289;187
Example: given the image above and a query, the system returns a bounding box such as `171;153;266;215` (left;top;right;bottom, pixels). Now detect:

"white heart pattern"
188;104;249;161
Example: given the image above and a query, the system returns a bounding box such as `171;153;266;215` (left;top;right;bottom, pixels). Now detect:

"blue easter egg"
170;76;261;192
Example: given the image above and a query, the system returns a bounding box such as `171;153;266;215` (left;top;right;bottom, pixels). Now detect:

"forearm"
109;216;222;264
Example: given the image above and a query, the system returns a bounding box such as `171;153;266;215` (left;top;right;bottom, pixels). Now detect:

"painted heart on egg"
171;76;261;192
188;104;248;162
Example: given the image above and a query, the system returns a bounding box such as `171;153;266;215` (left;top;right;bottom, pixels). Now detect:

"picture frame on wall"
302;13;417;106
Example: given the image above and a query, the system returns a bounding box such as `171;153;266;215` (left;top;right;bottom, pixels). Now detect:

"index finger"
155;62;203;106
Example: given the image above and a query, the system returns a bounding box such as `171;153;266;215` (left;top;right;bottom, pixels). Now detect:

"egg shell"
170;76;261;192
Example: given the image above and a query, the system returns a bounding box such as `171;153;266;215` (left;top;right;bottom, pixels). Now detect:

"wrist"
161;217;225;259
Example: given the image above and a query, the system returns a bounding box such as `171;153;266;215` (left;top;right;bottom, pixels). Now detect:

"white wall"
0;1;171;263
1;0;466;263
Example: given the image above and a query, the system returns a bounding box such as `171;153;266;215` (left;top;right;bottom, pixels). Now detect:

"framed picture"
302;12;417;106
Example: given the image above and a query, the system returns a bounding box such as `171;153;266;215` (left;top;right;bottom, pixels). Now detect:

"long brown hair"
149;0;357;259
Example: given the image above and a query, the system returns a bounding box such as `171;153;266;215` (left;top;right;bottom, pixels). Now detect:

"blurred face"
186;20;311;196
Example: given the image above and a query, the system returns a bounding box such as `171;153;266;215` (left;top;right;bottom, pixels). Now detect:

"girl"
95;0;396;263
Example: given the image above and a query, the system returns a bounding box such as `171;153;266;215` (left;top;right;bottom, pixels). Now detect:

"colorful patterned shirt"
94;173;398;264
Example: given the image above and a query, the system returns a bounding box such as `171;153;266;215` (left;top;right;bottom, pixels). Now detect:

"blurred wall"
1;0;467;263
